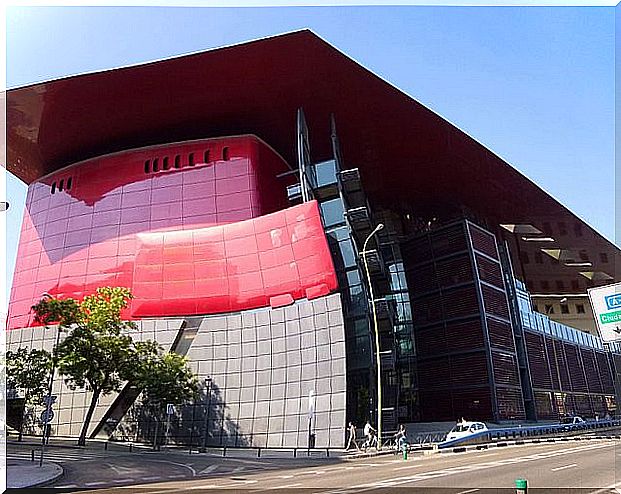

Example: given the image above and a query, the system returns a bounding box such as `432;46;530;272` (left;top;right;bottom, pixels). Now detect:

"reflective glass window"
315;160;337;187
320;198;345;227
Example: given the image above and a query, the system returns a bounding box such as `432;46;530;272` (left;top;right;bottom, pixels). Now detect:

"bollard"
402;448;408;460
104;441;108;451
257;448;261;458
515;478;527;494
31;449;35;462
294;448;297;458
129;443;133;453
326;448;330;457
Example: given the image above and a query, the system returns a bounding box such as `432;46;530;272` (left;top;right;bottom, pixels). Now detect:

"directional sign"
40;409;55;424
588;283;621;342
42;395;57;406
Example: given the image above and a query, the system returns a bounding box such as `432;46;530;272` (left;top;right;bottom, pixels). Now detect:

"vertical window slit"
153;158;159;172
59;179;64;191
174;155;181;168
51;182;56;194
144;160;150;174
222;147;230;161
189;153;195;166
67;177;73;190
163;157;169;170
204;150;210;163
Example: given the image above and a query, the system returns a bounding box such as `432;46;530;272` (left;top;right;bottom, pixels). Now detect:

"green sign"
600;310;621;324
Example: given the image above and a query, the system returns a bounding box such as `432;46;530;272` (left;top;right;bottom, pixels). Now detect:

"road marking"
112;479;132;483
456;489;480;494
551;463;578;472
393;464;422;471
84;481;108;486
145;458;197;477
198;464;219;475
279;474;295;479
55;485;78;489
168;474;186;478
273;483;302;490
141;476;163;481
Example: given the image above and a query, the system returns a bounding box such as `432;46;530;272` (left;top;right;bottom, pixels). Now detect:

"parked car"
446;421;488;441
560;416;585;431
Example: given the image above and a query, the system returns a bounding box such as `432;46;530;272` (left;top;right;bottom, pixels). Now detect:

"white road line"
393;464;422;471
279;474;295;478
55;485;78;489
198;464;219;475
141;476;162;481
589;481;621;494
551;463;578;472
84;481;107;486
273;483;303;489
112;479;132;483
456;489;480;494
168;474;186;479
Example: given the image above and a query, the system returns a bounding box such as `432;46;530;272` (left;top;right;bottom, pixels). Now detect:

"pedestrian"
345;422;360;451
363;420;377;450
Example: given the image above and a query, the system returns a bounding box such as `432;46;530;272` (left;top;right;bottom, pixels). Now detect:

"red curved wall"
8;135;337;329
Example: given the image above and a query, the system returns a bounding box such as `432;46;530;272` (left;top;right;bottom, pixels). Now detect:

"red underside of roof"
7;30;618;260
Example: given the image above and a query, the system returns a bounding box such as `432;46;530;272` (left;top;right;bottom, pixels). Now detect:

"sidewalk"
7;459;63;489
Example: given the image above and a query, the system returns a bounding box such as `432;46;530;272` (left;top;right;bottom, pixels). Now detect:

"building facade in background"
6;31;620;447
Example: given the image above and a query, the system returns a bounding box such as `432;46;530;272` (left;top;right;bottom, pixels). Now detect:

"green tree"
6;347;52;438
31;287;200;447
134;341;199;406
32;287;137;446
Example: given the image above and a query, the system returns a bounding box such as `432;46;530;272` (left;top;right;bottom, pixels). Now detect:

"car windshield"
452;425;469;432
561;418;573;424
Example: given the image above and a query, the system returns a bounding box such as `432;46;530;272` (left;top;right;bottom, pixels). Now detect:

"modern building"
6;30;620;448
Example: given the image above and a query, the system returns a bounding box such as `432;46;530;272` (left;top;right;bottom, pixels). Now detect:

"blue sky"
4;5;616;300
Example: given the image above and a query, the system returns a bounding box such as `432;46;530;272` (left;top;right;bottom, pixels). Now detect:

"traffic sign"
588;283;621;342
42;395;57;406
166;404;176;416
40;409;55;424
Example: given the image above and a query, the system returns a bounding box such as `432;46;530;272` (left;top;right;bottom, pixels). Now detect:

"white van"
446;421;488;441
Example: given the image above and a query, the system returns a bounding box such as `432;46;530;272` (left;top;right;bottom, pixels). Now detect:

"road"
76;439;620;493
9;438;621;492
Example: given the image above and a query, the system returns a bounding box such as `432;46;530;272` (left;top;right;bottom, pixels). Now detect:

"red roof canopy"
7;29;619;279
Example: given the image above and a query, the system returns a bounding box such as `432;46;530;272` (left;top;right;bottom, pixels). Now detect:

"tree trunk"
78;389;100;446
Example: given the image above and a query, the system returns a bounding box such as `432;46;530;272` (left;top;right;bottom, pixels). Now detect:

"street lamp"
361;223;384;449
39;293;63;467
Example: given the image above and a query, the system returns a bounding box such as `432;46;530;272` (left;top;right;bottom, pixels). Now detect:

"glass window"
315;160;337;187
576;304;585;314
339;238;356;268
560;304;570;314
320;198;345;227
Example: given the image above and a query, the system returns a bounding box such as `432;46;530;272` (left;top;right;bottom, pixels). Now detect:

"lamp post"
39;293;62;467
361;223;384;449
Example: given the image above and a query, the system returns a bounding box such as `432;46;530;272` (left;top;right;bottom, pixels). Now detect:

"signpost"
588;282;621;342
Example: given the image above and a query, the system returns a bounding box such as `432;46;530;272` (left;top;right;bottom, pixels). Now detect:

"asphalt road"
62;439;621;493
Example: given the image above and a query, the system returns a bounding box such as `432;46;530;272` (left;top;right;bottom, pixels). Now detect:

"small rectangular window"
66;177;73;190
544;304;554;315
51;182;56;194
222;147;230;161
576;304;585;314
204;150;210;163
144;160;150;174
59;179;64;191
174;155;181;168
189;153;195;166
163;157;169;170
153;158;159;172
560;304;570;314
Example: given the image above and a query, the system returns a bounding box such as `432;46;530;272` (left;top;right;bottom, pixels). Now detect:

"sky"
3;3;616;311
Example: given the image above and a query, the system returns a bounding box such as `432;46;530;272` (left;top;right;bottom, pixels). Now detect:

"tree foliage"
30;286;199;446
134;341;199;408
6;347;52;404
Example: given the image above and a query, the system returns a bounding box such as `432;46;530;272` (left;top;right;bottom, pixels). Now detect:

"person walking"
345;422;360;451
